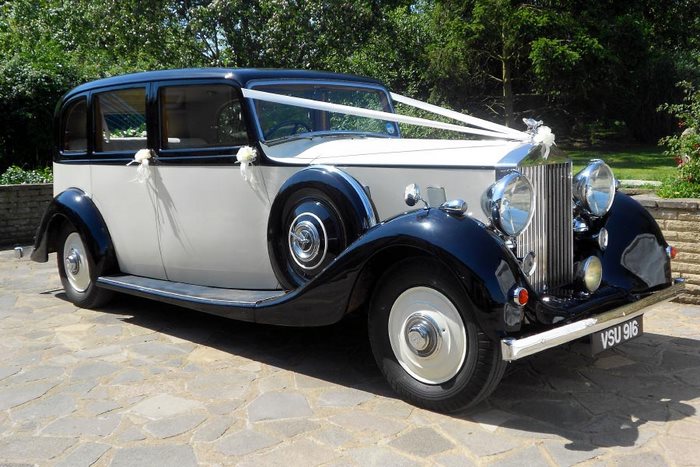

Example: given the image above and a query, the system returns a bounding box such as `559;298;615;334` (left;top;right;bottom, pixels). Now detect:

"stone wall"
0;183;697;304
635;195;700;305
0;184;53;247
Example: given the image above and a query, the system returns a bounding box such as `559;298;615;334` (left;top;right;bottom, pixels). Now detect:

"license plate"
591;316;643;355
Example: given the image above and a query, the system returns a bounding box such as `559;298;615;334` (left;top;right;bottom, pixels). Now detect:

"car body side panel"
154;164;280;289
261;163;496;225
53;162;91;198
90;164;167;279
343;166;495;224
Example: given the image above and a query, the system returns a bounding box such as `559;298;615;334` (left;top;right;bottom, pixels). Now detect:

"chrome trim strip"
501;279;685;361
313;165;378;228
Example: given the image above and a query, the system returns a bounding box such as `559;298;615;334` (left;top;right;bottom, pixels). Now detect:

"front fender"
255;208;525;337
351;209;526;337
599;192;671;293
31;188;118;275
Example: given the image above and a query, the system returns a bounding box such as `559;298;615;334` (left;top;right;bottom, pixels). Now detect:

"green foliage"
658;82;700;197
0;0;698;172
111;124;147;138
0;166;53;185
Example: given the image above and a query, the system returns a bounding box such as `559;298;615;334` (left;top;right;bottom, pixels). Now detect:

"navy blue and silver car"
32;68;684;412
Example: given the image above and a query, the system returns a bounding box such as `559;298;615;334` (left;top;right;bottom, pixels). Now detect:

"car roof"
64;68;386;99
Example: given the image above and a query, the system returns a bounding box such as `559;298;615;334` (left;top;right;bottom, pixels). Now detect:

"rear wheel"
57;223;113;308
368;258;506;413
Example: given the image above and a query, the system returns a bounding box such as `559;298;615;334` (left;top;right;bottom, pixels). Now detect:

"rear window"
95;88;147;153
61;98;87;153
160;84;247;150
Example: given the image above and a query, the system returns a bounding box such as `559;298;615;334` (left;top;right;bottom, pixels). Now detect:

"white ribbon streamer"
390;93;529;140
242;88;523;140
127;148;152;183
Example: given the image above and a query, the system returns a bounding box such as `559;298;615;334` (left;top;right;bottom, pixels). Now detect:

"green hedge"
0;166;53;185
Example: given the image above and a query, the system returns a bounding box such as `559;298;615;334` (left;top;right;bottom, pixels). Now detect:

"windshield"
251;82;399;141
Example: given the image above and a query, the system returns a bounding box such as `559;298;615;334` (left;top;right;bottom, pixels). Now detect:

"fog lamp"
577;256;602;292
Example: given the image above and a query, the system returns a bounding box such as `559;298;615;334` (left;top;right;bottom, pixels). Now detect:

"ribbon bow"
236;146;257;181
127;148;153;183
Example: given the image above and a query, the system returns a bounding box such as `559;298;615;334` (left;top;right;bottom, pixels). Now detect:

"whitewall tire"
57;223;113;309
368;257;507;413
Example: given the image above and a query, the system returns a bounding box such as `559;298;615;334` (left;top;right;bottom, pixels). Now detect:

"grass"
563;146;676;182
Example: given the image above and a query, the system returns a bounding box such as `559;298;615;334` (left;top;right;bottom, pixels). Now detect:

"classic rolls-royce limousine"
32;68;684;412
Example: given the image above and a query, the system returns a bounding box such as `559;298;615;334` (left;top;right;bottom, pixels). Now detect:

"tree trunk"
502;56;513;128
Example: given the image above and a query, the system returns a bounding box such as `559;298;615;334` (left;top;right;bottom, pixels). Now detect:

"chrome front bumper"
501;279;685;361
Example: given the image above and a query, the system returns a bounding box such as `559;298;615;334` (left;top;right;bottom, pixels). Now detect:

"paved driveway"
1;248;699;466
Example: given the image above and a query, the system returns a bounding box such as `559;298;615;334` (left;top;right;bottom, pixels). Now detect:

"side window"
160;84;247;150
95;88;147;153
62;98;87;153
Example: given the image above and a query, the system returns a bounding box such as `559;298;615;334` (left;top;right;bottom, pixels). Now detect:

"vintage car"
32;68;684;413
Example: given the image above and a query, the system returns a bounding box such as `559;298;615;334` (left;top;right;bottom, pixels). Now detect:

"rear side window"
95;88;147;153
61;98;87;153
160;84;247;150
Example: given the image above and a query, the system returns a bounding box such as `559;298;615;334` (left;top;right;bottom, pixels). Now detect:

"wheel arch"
334;210;525;339
346;245;434;314
267;165;379;289
31;188;119;275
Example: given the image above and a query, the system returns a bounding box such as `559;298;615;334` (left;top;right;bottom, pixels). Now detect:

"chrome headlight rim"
573;160;615;217
481;171;535;237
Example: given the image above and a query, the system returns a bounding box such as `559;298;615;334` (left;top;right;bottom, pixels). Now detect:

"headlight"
481;172;535;237
573;160;615;216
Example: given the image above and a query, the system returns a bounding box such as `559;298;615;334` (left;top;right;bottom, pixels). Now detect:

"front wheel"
57;222;113;309
368;258;506;413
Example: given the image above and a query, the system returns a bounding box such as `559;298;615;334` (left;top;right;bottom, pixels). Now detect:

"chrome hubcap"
63;232;91;293
65;250;81;275
388;286;467;384
405;314;440;357
290;220;320;262
288;212;327;270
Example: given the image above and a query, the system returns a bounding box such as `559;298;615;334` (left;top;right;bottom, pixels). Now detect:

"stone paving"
1;247;700;466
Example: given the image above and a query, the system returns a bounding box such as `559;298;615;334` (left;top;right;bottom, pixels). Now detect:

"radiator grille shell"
516;162;573;293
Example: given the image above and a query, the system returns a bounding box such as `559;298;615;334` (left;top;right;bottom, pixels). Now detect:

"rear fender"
31;188;118;274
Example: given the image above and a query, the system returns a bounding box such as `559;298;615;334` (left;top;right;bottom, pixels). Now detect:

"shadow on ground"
57;291;700;452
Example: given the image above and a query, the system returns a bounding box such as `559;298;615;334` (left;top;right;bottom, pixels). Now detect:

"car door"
88;85;167;279
153;80;279;289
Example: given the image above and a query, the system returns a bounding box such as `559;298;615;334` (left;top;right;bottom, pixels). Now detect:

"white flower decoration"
127;148;153;183
236;145;258;181
533;126;555;159
133;148;152;164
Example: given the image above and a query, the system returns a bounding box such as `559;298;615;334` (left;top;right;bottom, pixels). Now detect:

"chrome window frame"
245;79;401;143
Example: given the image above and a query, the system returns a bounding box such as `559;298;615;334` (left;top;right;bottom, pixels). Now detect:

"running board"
97;275;286;322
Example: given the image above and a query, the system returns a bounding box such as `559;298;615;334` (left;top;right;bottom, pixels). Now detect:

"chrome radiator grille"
516;162;573;293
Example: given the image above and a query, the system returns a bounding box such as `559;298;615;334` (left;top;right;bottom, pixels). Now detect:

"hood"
260;136;536;168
